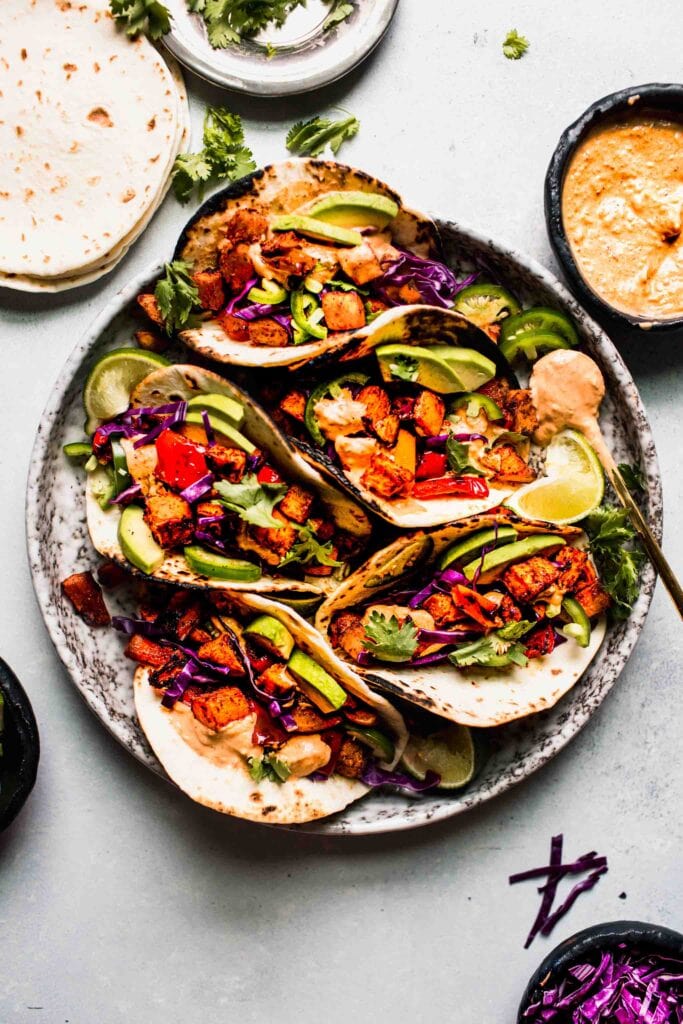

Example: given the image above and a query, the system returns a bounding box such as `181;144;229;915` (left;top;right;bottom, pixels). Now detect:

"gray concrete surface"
1;1;681;1021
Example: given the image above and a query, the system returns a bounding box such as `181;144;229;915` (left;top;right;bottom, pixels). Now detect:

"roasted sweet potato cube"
423;592;459;627
366;298;390;319
413;390;445;437
329;612;367;662
191;686;251;731
134;329;168;354
154;592;203;641
480;443;535;484
124;634;173;668
61;571;111;627
205;444;247;482
338;243;384;285
505;389;538;435
502;556;560;604
279;390;307;423
361;450;413;498
478;377;510;407
321;290;366;331
290;696;342;733
217;311;250;341
358;385;391;425
219;243;255;292
335;736;368;779
498;594;523;623
144;494;194;549
247;318;290;347
555;546;590;593
224;209;268;246
278;485;315;525
137;292;164;326
307;516;335;542
343;704;378;727
574;580;611;618
251;511;298;559
192;269;225;312
197;634;246;675
149;651;187;689
372;414;400;446
256;663;297;695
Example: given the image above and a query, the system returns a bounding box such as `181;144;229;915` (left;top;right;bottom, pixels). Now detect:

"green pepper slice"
453;283;521;328
560;596;591;648
247;279;288;305
291;290;328;341
63;441;93;461
450;391;505;422
111;439;132;496
304;372;370;446
500;306;579;350
499;330;572;364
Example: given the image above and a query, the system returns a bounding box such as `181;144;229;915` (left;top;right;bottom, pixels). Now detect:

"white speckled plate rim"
26;217;661;836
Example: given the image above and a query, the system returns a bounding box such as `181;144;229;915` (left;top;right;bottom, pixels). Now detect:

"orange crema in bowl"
561;116;683;320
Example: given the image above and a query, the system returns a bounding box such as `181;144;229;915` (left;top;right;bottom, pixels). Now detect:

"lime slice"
504;429;604;525
400;723;475;790
83;348;170;433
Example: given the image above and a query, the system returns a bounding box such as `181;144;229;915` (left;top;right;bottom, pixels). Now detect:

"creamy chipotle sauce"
562;116;683;319
530;350;610;463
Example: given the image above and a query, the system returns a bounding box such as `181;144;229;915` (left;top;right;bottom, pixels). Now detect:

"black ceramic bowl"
0;658;40;831
545;83;683;333
518;920;683;1021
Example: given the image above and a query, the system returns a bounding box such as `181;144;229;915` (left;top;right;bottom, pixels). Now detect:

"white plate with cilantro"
27;214;661;835
156;0;398;96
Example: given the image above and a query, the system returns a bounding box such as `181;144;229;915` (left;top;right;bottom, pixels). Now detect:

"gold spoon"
530;349;683;618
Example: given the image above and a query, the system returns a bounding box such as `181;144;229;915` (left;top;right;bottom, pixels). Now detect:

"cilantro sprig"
446;436;485;477
110;0;172;39
248;754;291;784
215;474;288;530
154;261;200;335
582;505;645;620
279;522;342;570
618;463;646;494
389;355;419;383
286;113;360;158
323;1;354;30
503;28;529;60
171;106;256;204
363;612;418;663
449;620;535;669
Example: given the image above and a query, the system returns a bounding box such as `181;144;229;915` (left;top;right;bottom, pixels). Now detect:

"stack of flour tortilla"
0;0;190;292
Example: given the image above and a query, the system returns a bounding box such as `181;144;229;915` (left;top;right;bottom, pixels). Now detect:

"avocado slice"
244;615;295;659
272;214;363;247
187;393;244;428
376;344;466;394
184;412;256;454
463;534;566;584
427;346;497;391
118;505;165;575
287;648;347;713
439;526;519;570
183;545;261;582
306;191;399;229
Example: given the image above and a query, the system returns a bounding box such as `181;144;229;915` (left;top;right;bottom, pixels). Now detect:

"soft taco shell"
315;513;607;727
134;591;407;825
175;159;442;369
86;365;372;597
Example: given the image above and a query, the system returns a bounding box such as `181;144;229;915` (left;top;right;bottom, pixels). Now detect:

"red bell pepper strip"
415;451;448;480
452;585;496;629
525;623;557;660
257;464;283;485
413;475;489;501
155;428;208;491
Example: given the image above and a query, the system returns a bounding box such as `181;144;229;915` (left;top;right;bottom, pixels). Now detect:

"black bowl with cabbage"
0;659;40;831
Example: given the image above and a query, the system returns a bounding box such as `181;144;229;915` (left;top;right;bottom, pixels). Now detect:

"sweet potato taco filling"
315;514;610;726
83;365;371;596
122;589;407;824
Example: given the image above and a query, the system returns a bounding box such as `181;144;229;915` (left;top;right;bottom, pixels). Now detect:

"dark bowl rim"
518;919;683;1021
544;82;683;334
0;658;40;832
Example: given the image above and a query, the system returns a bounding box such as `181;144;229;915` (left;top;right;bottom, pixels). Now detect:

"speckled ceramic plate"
26;220;661;836
161;0;398;96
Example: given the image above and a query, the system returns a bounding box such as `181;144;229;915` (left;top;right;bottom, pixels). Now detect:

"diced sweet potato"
478;377;510;407
480;443;535;484
144;494;194;549
372;414;400;446
366;298;390;319
197;634;246;675
278;485;314;525
256;663;297;695
555;546;590;593
259;234;318;281
338;243;384;285
343;704;377;727
149;651;187;690
137;292;164;326
413;390;445;437
361;450;413;498
358;385;391;426
247;318;290;347
384;282;422;304
505;389;538;435
574;580;611;618
134;329;168;354
321;290;366;331
279;390;307;423
124;634;173;668
192;269;225;312
335;736;368;779
498;594;523;623
155;592;203;641
329;612;366;662
217;311;250;341
423;592;459;627
251;511;298;559
219;243;254;292
205;444;247;482
61;571;111;627
223;209;268;247
290;697;342;733
191;686;251;731
189;628;212;646
97;560;128;589
503;557;560;604
307;516;335;542
525;623;557;660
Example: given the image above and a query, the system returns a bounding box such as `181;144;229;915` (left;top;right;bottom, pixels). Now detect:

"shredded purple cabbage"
409;650;457;667
373;252;476;309
133;401;188;449
201;409;215;446
161;659;198;708
223;276;257;316
361;765;441;792
180;472;214;503
418;628;475;644
112;615;163;638
109;482;142;505
193;530;229;553
92;421;138;440
280;713;298;733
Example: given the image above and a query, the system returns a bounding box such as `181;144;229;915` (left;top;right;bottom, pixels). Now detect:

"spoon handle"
600;452;683;618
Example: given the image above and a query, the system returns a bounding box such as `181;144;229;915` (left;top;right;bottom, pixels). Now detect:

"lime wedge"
400;723;475;790
83;349;170;433
504;429;604;525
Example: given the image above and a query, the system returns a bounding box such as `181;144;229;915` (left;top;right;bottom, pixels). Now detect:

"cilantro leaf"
154;261;200;335
446;436;486;476
496;619;535;641
196;0;306;47
389;355;418;383
285;114;360;157
279;522;342;569
363;612;418;663
503;28;529;60
323;1;354;31
449;632;529;668
170;105;255;204
248;754;291;784
110;0;171;39
618;463;646;494
582;504;645;620
215;474;287;529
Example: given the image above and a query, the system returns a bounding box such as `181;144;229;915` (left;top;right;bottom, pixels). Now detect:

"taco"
315;513;610;727
265;305;542;529
84;364;372;597
123;588;407;824
137;159;476;368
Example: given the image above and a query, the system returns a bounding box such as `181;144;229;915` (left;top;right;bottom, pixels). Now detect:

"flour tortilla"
315;513;608;727
86;365;372;597
134;591;407;825
176;158;442;368
0;1;187;288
